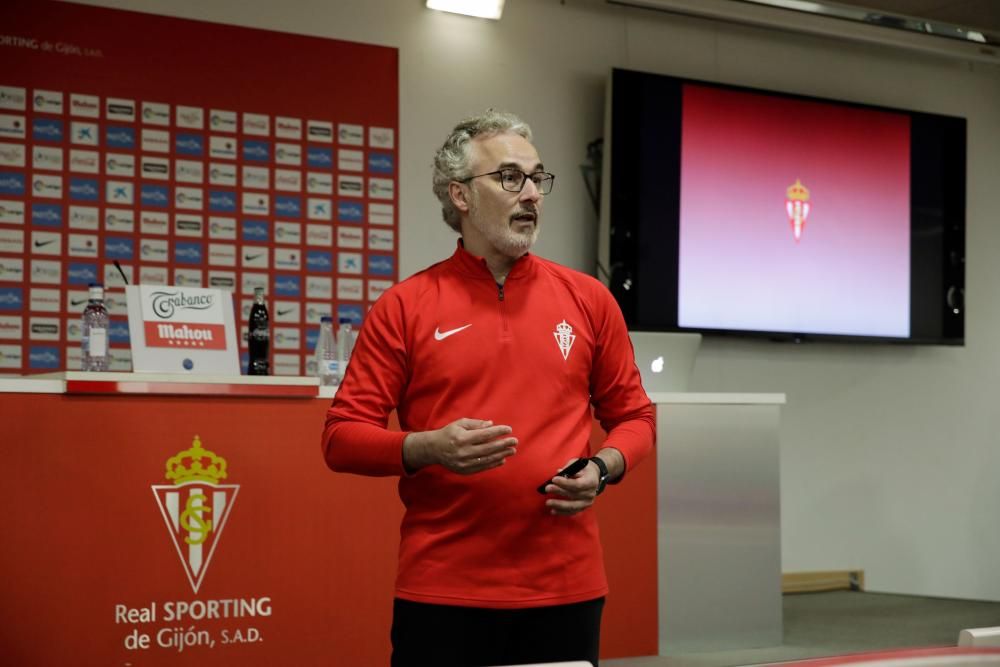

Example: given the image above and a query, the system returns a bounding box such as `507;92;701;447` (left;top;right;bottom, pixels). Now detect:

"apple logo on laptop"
651;356;664;373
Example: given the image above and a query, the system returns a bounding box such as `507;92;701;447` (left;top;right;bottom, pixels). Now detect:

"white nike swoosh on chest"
434;324;472;341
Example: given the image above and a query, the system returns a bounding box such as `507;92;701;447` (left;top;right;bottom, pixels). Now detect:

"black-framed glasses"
459;168;555;195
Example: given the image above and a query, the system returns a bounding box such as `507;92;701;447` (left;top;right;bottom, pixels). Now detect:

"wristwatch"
589;456;610;495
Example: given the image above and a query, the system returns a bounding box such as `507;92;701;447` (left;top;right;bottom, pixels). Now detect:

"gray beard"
469;200;539;258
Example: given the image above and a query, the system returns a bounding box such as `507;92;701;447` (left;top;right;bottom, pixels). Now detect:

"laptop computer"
628;331;702;393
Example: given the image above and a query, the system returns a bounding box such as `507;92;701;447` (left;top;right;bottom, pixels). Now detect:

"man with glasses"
322;110;654;666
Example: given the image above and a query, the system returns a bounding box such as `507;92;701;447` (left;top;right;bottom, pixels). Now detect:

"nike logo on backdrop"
434;324;471;341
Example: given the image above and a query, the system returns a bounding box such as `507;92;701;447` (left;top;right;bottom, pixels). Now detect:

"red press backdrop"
0;0;399;375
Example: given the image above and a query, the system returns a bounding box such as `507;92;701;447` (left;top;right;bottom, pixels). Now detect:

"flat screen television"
601;68;966;345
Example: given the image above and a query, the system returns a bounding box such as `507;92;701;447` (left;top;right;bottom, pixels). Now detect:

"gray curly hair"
432;110;533;232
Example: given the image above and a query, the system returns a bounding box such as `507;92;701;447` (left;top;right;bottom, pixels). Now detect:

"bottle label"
89;328;108;357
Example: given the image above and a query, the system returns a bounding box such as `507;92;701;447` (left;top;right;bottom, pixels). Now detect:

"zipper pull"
497;283;505;301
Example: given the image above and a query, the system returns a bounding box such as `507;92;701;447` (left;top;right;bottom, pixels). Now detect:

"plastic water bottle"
247;287;270;375
336;317;355;383
81;283;110;371
315;316;338;386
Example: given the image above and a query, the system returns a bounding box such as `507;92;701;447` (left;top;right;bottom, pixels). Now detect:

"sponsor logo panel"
338;149;363;172
142;156;170;180
142;101;171;126
142;128;170;153
273;275;301;297
338;252;362;275
209;136;237;160
275;143;301;166
242;192;269;215
109;180;137;205
105;208;135;232
31;259;62;285
307;250;334;273
369;126;395;149
140;211;169;235
337;278;363;301
175;133;204;156
176;105;204;129
368;228;395;251
106;97;136;122
306;120;332;143
0;257;24;282
307;172;333;195
273;326;301;349
337;226;363;249
369;177;395;200
174;241;204;266
368;152;395;174
71;121;99;146
274;169;301;192
275;116;301;140
31;202;62;227
0;228;25;253
106;152;135;176
306;276;332;299
67;261;98;285
241;246;269;269
0;87;27;111
337;174;364;198
0;343;23;369
175;186;204;210
208;216;236;240
242;140;270;163
0;198;25;224
0;142;26;167
307;198;331;221
69;149;99;173
0;315;23;339
243;113;269;136
208;243;236;267
274;221;301;245
31;230;62;256
105;126;135;149
69;205;99;230
208;270;236;291
369;202;394;226
32;173;63;199
274;248;300;270
104;236;134;260
33;89;64;114
70;94;100;118
173;268;203;287
67;233;98;258
176;159;204;183
30;287;61;312
338;201;363;224
0;287;25;311
338;123;364;146
29;345;61;369
140;238;169;263
242;165;269;189
273;301;300;323
0;172;25;196
174;214;204;237
241;219;270;242
0;115;26;140
29;316;61;341
209;109;237;133
306;223;332;246
139;266;169;285
241;272;267;296
33;118;64;143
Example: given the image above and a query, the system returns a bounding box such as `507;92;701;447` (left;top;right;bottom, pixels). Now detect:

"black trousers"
390;597;605;667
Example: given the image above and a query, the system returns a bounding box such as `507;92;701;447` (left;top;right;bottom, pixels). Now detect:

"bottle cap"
254;287;265;297
339;317;352;324
320;316;333;323
88;284;104;300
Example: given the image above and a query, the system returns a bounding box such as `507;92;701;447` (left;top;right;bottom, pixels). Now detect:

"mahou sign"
127;284;240;373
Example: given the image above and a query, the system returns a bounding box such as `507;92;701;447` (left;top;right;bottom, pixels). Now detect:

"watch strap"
589;456;609;495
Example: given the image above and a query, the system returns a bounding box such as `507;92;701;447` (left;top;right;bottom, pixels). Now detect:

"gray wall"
71;0;1000;601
